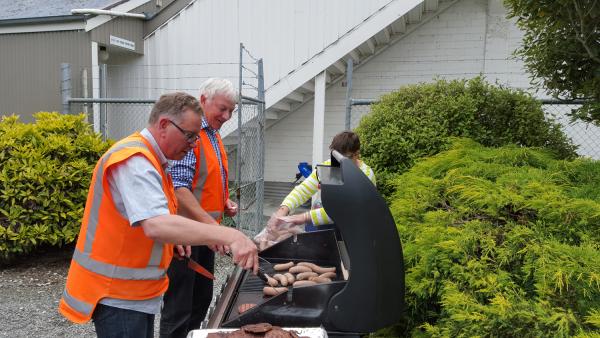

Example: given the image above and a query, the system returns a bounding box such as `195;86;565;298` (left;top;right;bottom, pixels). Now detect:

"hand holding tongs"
225;252;271;284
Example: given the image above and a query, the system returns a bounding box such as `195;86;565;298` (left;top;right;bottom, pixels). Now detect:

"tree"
504;0;600;124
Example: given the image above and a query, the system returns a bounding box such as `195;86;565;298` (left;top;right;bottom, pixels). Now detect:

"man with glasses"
160;79;239;338
59;92;258;338
168;119;201;143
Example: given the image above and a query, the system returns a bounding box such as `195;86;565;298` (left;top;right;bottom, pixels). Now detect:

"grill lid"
316;150;404;332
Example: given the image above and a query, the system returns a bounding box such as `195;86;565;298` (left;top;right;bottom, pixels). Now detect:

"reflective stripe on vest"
62;289;93;317
72;249;165;280
79;140;165;270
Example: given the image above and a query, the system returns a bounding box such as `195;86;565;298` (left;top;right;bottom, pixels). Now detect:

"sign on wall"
109;35;135;51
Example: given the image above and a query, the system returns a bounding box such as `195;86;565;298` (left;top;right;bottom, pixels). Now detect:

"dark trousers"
159;246;214;338
92;303;155;338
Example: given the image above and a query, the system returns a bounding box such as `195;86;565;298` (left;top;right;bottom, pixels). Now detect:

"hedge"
380;138;600;337
355;77;577;200
0;113;111;263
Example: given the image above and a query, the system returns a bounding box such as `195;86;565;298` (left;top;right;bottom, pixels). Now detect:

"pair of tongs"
225;252;271;284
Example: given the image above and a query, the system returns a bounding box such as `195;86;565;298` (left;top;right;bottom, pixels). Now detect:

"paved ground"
0;198;293;338
0;245;235;338
0;245;97;337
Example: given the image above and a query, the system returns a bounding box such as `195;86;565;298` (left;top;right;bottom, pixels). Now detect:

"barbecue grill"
205;151;404;336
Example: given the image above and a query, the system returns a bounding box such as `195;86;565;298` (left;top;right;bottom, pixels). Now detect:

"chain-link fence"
228;98;265;236
68;99;155;140
63;44;266;234
348;99;377;130
230;44;265;236
541;100;600;159
348;99;600;160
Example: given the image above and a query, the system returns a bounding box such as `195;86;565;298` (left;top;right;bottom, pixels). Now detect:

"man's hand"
224;199;238;217
228;231;259;274
209;244;229;256
174;245;192;260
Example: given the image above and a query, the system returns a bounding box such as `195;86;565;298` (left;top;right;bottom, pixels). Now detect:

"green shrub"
0;113;111;263
384;138;600;337
355;77;577;200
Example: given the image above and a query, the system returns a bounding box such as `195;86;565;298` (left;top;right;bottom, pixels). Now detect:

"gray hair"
199;78;238;104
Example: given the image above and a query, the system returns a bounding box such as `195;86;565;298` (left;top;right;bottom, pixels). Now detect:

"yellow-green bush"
382;138;600;337
0;113;111;262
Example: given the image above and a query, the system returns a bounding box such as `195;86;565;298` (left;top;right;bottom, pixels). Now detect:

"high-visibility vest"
191;130;229;223
59;133;178;323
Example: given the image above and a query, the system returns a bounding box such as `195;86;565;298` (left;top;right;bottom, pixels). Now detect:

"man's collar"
140;128;169;169
201;116;217;133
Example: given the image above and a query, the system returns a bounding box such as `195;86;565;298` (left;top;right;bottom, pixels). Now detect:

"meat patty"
241;322;273;333
237;303;257;314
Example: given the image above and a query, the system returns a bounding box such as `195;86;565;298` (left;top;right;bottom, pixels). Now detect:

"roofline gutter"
71;9;147;19
0;15;85;27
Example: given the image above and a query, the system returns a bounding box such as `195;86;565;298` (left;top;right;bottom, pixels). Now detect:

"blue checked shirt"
170;117;227;195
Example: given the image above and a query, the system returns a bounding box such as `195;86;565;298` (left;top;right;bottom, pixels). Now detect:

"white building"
93;0;550;188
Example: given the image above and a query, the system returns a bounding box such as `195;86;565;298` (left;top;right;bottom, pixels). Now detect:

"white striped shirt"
282;160;376;226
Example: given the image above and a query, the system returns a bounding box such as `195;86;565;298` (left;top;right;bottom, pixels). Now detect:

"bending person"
160;79;238;338
58;92;257;338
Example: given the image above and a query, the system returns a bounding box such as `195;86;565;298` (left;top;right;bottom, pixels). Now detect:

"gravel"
0;245;235;338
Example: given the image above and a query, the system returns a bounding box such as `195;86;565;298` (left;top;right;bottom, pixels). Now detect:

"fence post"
61;63;72;114
256;58;265;229
344;58;353;130
99;64;108;140
81;68;89;118
236;43;244;228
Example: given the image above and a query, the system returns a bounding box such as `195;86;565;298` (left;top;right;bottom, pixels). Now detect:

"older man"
59;92;258;338
160;79;239;338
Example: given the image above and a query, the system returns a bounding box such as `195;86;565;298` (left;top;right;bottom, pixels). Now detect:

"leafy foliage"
0;113;111;263
384;138;600;337
355;77;577;199
504;0;600;124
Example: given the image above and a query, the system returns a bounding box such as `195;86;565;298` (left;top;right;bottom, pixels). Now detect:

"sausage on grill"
273;262;294;271
263;286;288;296
266;275;279;287
293;280;317;287
308;276;332;283
289;266;312;274
284;272;295;284
273;273;288;286
296;271;318;280
297;262;336;274
319;272;336;279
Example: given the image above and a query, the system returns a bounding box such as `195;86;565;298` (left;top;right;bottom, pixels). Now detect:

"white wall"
138;0;393;98
265;0;532;182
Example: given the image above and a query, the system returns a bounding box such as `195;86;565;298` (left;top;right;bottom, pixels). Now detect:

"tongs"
225;252;271;284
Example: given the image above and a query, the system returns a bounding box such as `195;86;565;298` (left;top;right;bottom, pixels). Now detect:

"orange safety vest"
59;133;178;323
191;130;229;223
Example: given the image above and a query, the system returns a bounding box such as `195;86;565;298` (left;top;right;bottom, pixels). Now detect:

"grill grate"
238;262;274;292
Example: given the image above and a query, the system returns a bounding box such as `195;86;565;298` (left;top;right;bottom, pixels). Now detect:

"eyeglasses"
168;120;200;143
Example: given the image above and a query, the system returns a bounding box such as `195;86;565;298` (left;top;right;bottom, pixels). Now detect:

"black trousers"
159;245;214;338
93;304;154;338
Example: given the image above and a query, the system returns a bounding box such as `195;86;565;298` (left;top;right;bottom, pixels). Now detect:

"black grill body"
207;151;404;335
